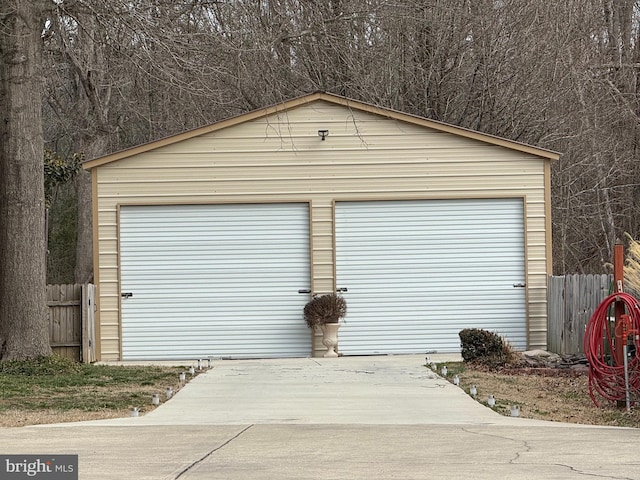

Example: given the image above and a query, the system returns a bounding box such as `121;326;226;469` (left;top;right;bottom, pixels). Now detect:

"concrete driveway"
2;355;640;479
80;354;529;426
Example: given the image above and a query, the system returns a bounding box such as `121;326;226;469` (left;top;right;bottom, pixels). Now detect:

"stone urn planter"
320;323;341;358
303;293;347;357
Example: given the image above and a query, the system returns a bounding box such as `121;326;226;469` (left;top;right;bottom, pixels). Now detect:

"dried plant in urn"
303;293;347;329
303;293;347;358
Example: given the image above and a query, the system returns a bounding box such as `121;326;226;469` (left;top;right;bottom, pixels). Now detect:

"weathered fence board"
547;274;612;354
47;283;96;362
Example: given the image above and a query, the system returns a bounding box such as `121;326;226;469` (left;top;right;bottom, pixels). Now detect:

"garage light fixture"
318;129;329;140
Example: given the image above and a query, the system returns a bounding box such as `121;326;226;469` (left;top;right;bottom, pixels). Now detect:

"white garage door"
335;199;526;355
119;203;311;360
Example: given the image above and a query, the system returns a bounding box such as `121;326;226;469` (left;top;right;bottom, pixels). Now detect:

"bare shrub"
459;328;517;369
303;294;347;329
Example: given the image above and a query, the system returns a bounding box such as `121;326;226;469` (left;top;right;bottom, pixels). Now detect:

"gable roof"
83;91;560;170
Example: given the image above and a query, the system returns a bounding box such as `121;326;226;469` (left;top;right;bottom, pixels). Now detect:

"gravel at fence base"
520;350;589;371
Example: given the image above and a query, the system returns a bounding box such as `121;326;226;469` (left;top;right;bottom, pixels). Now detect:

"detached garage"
84;92;559;361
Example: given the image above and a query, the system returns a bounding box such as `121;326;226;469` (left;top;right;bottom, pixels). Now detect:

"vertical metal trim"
544;161;553;276
91;168;102;361
116;203;123;361
522;196;531;350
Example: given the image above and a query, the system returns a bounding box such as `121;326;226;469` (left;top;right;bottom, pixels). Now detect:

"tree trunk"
0;0;52;360
74;169;94;284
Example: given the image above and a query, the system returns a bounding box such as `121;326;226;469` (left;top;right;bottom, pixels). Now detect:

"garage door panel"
123;271;309;284
336;199;526;355
120;203;311;360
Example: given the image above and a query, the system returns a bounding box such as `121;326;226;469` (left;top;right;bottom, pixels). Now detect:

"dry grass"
0;384;182;428
1;409;127;428
0;357;194;428
449;364;640;428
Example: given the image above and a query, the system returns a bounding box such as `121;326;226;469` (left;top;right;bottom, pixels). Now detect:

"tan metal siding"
93;100;551;360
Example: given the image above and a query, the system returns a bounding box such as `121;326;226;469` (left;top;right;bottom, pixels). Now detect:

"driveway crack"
461;427;526;464
552;463;636;480
462;427;635;479
174;425;254;479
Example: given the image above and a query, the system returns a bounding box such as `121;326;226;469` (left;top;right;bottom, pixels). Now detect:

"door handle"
513;283;526;288
298;289;311;294
336;287;348;293
121;292;133;299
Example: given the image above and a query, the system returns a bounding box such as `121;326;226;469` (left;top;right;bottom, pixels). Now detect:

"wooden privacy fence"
547;274;613;355
47;283;96;363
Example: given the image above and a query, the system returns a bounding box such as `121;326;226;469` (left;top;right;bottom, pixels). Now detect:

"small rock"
523;349;555;358
522;350;561;368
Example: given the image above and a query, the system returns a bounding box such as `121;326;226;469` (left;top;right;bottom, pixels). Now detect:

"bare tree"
37;0;640;277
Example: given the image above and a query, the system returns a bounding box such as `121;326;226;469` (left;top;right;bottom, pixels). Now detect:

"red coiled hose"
584;292;640;406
